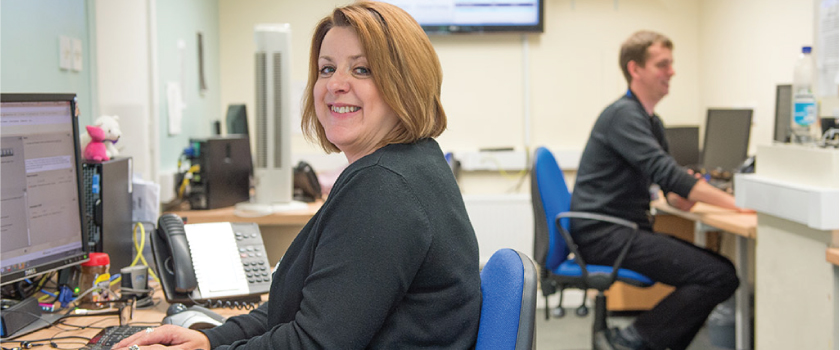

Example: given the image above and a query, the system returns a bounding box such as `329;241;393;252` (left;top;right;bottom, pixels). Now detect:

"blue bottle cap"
802;46;812;54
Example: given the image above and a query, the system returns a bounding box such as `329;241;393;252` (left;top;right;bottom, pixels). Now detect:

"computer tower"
82;157;133;275
187;136;252;210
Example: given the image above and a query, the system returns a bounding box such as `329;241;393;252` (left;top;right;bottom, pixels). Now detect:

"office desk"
650;198;756;350
734;145;838;350
14;285;254;348
651;200;756;238
167;201;322;264
169;201;322;225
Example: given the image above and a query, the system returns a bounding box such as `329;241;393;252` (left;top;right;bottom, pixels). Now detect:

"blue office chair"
476;248;538;350
530;146;655;348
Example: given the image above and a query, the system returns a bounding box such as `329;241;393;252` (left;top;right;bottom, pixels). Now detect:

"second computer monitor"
665;126;700;167
702;109;753;172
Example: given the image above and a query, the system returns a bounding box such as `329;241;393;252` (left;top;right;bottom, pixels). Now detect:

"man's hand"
666;192;696;212
687;168;705;180
112;325;212;350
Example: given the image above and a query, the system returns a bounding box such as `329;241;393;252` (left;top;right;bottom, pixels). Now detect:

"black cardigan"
570;92;698;234
202;139;482;349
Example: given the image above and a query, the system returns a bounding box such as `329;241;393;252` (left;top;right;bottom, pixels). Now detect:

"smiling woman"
113;2;481;350
301;1;447;159
311;26;401;163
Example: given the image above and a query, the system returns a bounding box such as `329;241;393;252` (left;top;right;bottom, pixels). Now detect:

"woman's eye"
353;66;371;76
319;66;335;75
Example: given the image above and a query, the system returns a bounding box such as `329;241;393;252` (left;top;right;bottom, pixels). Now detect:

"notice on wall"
817;0;839;98
167;82;184;135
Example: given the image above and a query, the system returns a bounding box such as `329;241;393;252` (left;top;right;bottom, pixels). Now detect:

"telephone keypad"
231;223;272;293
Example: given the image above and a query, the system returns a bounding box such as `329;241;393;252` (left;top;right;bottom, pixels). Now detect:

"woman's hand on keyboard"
112;325;212;350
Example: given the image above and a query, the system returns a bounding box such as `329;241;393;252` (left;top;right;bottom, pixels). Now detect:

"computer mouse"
162;304;226;330
166;303;189;316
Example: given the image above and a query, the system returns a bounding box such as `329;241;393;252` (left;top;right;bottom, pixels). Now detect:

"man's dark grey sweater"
570;92;698;234
202;139;481;349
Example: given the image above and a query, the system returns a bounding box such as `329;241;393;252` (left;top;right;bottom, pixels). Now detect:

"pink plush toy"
84;125;110;162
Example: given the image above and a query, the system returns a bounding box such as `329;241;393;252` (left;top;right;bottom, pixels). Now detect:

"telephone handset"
293;161;322;202
151;214;271;306
156;214;197;294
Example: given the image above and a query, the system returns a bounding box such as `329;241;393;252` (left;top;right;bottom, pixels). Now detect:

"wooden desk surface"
827;247;839;266
14;284;253;345
651;198;757;239
168;200;323;225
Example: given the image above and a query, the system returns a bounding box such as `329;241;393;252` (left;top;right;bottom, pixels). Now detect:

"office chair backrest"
476;249;538;350
530;147;572;270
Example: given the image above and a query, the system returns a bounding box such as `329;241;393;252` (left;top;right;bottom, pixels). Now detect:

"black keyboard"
85;326;152;350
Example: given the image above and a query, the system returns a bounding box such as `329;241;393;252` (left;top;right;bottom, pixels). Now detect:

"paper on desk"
184;223;250;299
132;173;160;223
167;82;184;135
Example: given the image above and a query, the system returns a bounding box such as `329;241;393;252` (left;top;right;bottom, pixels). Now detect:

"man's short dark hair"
620;30;673;84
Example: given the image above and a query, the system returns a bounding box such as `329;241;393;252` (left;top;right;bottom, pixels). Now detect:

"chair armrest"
556;212;639;230
555;212;641;290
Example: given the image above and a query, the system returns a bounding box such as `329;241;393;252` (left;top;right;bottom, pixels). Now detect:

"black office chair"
476;248;538;350
530;147;654;349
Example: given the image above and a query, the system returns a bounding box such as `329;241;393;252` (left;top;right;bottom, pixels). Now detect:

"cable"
56;286;74;309
131;222;160;284
187;294;260;311
178;165;200;199
0;336;92;348
110;223;160;288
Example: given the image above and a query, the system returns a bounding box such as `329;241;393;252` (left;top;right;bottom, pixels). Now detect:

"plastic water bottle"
791;46;819;144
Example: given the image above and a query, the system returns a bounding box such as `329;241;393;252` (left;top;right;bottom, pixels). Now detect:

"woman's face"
314;26;399;163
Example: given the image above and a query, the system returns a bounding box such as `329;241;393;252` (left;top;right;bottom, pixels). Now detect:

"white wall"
214;0;814;196
0;0;97;126
699;0;815;154
214;2;815;263
218;0;712;195
95;0;154;182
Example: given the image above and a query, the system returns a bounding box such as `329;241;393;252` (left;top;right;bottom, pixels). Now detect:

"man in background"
569;31;751;350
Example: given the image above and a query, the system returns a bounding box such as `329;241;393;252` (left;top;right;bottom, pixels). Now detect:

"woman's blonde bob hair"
301;1;447;153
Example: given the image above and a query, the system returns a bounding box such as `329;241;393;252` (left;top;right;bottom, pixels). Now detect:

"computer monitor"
774;84;792;143
664;126;700;167
226;104;249;136
1;93;89;287
701;109;753;172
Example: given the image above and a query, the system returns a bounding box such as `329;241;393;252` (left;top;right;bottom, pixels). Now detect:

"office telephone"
293;161;321;202
150;214;271;306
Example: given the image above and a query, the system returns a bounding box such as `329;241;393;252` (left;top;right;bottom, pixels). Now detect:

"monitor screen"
381;0;544;34
226;104;249;136
774;84;792;143
664;126;700;167
1;93;88;286
701;109;753;172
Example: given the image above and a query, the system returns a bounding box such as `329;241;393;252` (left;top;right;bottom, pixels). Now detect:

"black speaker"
82;157;133;275
0;297;41;337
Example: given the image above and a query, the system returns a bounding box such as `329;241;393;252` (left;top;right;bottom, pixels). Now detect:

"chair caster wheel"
551;307;565;318
575;305;589;317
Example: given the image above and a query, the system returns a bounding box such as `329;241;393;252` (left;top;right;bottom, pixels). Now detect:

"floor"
534;308;732;350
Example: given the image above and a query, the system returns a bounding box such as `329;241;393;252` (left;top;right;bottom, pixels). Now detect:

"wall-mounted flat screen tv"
382;0;544;34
